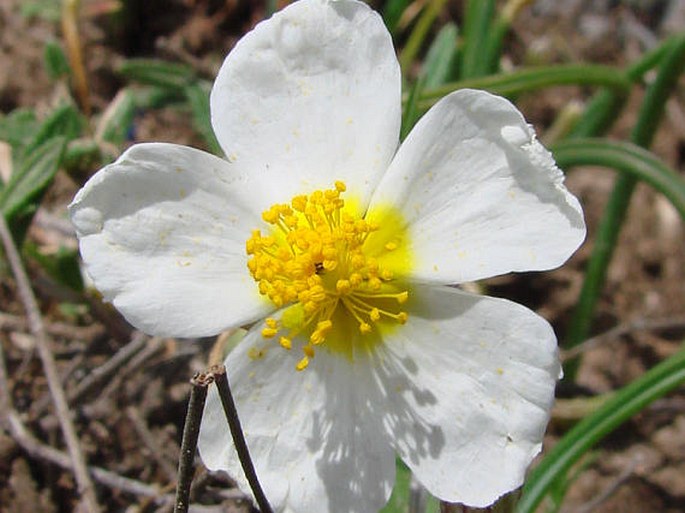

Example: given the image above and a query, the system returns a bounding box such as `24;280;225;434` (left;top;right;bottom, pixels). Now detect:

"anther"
248;181;411;370
261;327;278;338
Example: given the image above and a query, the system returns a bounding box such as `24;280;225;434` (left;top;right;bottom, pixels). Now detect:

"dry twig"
212;365;273;513
127;406;178;483
0;311;105;340
70;332;149;404
62;0;91;115
0;216;101;512
98;336;165;400
2;340;246;507
175;371;214;513
561;316;685;361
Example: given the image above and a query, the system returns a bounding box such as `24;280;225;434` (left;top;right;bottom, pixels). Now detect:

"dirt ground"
1;1;684;512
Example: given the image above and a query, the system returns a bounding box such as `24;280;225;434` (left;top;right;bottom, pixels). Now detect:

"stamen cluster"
246;182;408;370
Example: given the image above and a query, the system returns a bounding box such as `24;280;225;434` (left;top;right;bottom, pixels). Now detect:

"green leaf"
425;495;439;513
400;77;425;141
184;83;222;156
552;138;685;220
118;58;196;90
44;40;71;80
382;0;412;36
0;109;38;156
565;34;685;363
0;137;66;221
517;346;685;513
62;138;102;177
24;242;84;292
97;89;137;147
399;0;450;74
20;0;60;21
458;0;496;79
421;23;459;88
380;459;411;513
25;104;83;155
570;37;674;139
130;86;187;110
417;64;630;111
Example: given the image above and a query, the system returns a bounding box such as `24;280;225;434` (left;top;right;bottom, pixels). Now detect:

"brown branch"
561;316;685;361
62;0;91;115
70;332;149;403
175;371;213;513
0;319;159;503
127;406;178;483
0;311;105;340
0;217;101;512
211;365;273;513
36;336;166;432
1;338;245;508
102;336;165;396
0;338;12;428
5;411;244;505
7;411;162;498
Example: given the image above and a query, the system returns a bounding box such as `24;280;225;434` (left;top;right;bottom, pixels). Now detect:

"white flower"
69;0;585;511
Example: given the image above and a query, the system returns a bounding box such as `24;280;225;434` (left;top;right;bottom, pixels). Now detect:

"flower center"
246;181;410;370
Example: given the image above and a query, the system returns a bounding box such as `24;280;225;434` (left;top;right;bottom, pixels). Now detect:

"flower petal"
210;0;401;208
367;89;585;284
199;321;395;513
374;285;560;507
69;143;271;337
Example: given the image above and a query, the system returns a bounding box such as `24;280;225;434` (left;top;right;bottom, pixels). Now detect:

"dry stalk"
0;217;101;512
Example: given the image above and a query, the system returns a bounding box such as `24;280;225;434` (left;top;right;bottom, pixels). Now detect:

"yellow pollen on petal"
246;182;413;370
261;327;278;338
279;337;292;350
296;356;310;371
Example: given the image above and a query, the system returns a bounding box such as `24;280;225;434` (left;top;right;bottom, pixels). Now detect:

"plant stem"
0;216;101;512
459;0;496;79
211;365;274;513
568;37;672;139
399;0;449;74
564;34;685;374
518;346;685;513
552;138;685;219
174;371;214;513
417;64;630;108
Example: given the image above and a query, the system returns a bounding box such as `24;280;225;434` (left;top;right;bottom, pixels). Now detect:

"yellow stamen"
261;327;278;338
296;356;310;371
246;182;411;369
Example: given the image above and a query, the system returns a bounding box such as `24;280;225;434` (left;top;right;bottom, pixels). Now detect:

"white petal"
69;143;272;337
374;285;560;507
210;0;401;208
199;321;395;513
367;89;585;283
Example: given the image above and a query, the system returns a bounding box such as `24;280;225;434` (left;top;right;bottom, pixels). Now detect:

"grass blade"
418;64;630;109
565;34;685;359
517;346;685;513
459;0;496;79
552;138;685;219
399;0;449;75
421;23;459;89
0;137;66;221
184;83;222;156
